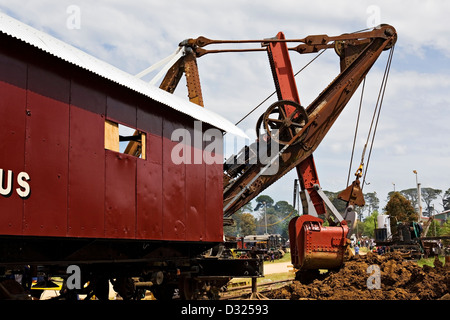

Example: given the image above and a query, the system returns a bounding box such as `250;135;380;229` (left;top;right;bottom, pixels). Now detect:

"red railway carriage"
0;13;259;299
0;24;226;243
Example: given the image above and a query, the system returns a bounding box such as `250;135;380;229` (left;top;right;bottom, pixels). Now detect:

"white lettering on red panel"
0;168;31;199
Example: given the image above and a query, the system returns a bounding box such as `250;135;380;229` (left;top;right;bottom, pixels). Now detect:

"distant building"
434;210;450;224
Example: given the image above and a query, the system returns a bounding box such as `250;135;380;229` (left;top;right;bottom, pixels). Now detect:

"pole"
264;202;268;235
413;170;423;220
418;182;423;219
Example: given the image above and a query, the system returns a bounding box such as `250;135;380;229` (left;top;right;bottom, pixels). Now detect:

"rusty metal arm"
183;26;396;57
222;25;397;217
158;26;395;106
157;25;397;218
159;48;204;107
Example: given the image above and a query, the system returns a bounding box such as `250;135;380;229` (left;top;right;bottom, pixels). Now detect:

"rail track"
220;279;293;300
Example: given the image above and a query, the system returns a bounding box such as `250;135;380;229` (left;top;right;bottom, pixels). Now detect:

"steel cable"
234;49;326;126
361;44;395;190
347;77;366;187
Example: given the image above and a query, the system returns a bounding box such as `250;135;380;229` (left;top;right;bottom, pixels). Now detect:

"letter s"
16;172;30;198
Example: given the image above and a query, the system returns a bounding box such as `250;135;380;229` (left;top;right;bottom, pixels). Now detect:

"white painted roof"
0;12;248;138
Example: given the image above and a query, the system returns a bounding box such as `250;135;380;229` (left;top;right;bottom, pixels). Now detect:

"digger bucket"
289;215;349;270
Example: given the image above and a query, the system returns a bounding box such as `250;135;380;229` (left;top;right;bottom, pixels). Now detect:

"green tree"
441;220;450;246
425;219;442;237
254;195;274;211
441;188;450;211
238;213;256;236
384;192;418;235
394;187;442;217
254;195;273;235
362;210;379;238
223;202;253;236
224;211;257;237
253;196;296;239
421;187;442;217
273;200;296;239
364;192;379;216
398;188;418;210
274;200;292;214
323;190;347;213
354;220;365;238
442;220;450;236
256;207;282;235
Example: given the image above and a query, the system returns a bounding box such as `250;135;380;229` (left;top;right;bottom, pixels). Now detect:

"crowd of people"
351;238;387;255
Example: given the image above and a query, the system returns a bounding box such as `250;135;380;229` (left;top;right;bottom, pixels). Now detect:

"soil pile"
266;252;450;300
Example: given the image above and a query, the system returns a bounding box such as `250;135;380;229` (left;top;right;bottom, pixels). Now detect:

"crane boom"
157;24;397;219
157;24;396;274
223;25;396;217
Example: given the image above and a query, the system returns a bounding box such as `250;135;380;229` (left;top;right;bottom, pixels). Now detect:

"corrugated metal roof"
0;12;248;138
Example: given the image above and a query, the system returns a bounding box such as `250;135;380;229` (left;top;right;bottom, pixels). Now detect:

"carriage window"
105;120;146;159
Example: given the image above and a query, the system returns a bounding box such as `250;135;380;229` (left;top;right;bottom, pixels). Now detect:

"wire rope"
347;77;366;186
361;44;395;190
234;49;326;126
256;209;296;228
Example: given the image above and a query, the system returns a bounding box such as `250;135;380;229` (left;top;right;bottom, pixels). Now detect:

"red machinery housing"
289;215;349;271
267;33;350;273
214;27;396;276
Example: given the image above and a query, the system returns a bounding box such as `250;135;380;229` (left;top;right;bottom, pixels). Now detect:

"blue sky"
1;0;449;214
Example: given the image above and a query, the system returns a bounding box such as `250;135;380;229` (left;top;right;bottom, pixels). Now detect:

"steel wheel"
262;100;308;145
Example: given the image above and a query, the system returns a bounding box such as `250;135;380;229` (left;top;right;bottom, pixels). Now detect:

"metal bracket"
299;184;357;237
299;188;318;217
313;184;345;223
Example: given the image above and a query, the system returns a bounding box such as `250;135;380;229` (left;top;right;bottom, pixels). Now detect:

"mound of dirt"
266;252;450;300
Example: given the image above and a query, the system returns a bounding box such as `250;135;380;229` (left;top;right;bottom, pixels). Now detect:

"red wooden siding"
68;106;105;238
107;95;137;127
162;117;186;241
137;160;163;239
205;132;224;242
185;125;206;241
24;92;69;236
105;151;137;238
0;53;27;235
0;45;225;244
136;104;163;239
68;80;106;237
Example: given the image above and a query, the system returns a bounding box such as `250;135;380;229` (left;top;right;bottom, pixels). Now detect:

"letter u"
0;169;13;197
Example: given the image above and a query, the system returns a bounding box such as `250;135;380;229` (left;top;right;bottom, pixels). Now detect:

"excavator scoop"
289;215;349;271
338;179;365;207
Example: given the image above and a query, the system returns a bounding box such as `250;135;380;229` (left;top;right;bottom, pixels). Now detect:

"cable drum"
260;100;309;146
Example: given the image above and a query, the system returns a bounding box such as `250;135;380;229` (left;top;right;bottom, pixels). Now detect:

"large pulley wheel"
261;100;308;145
